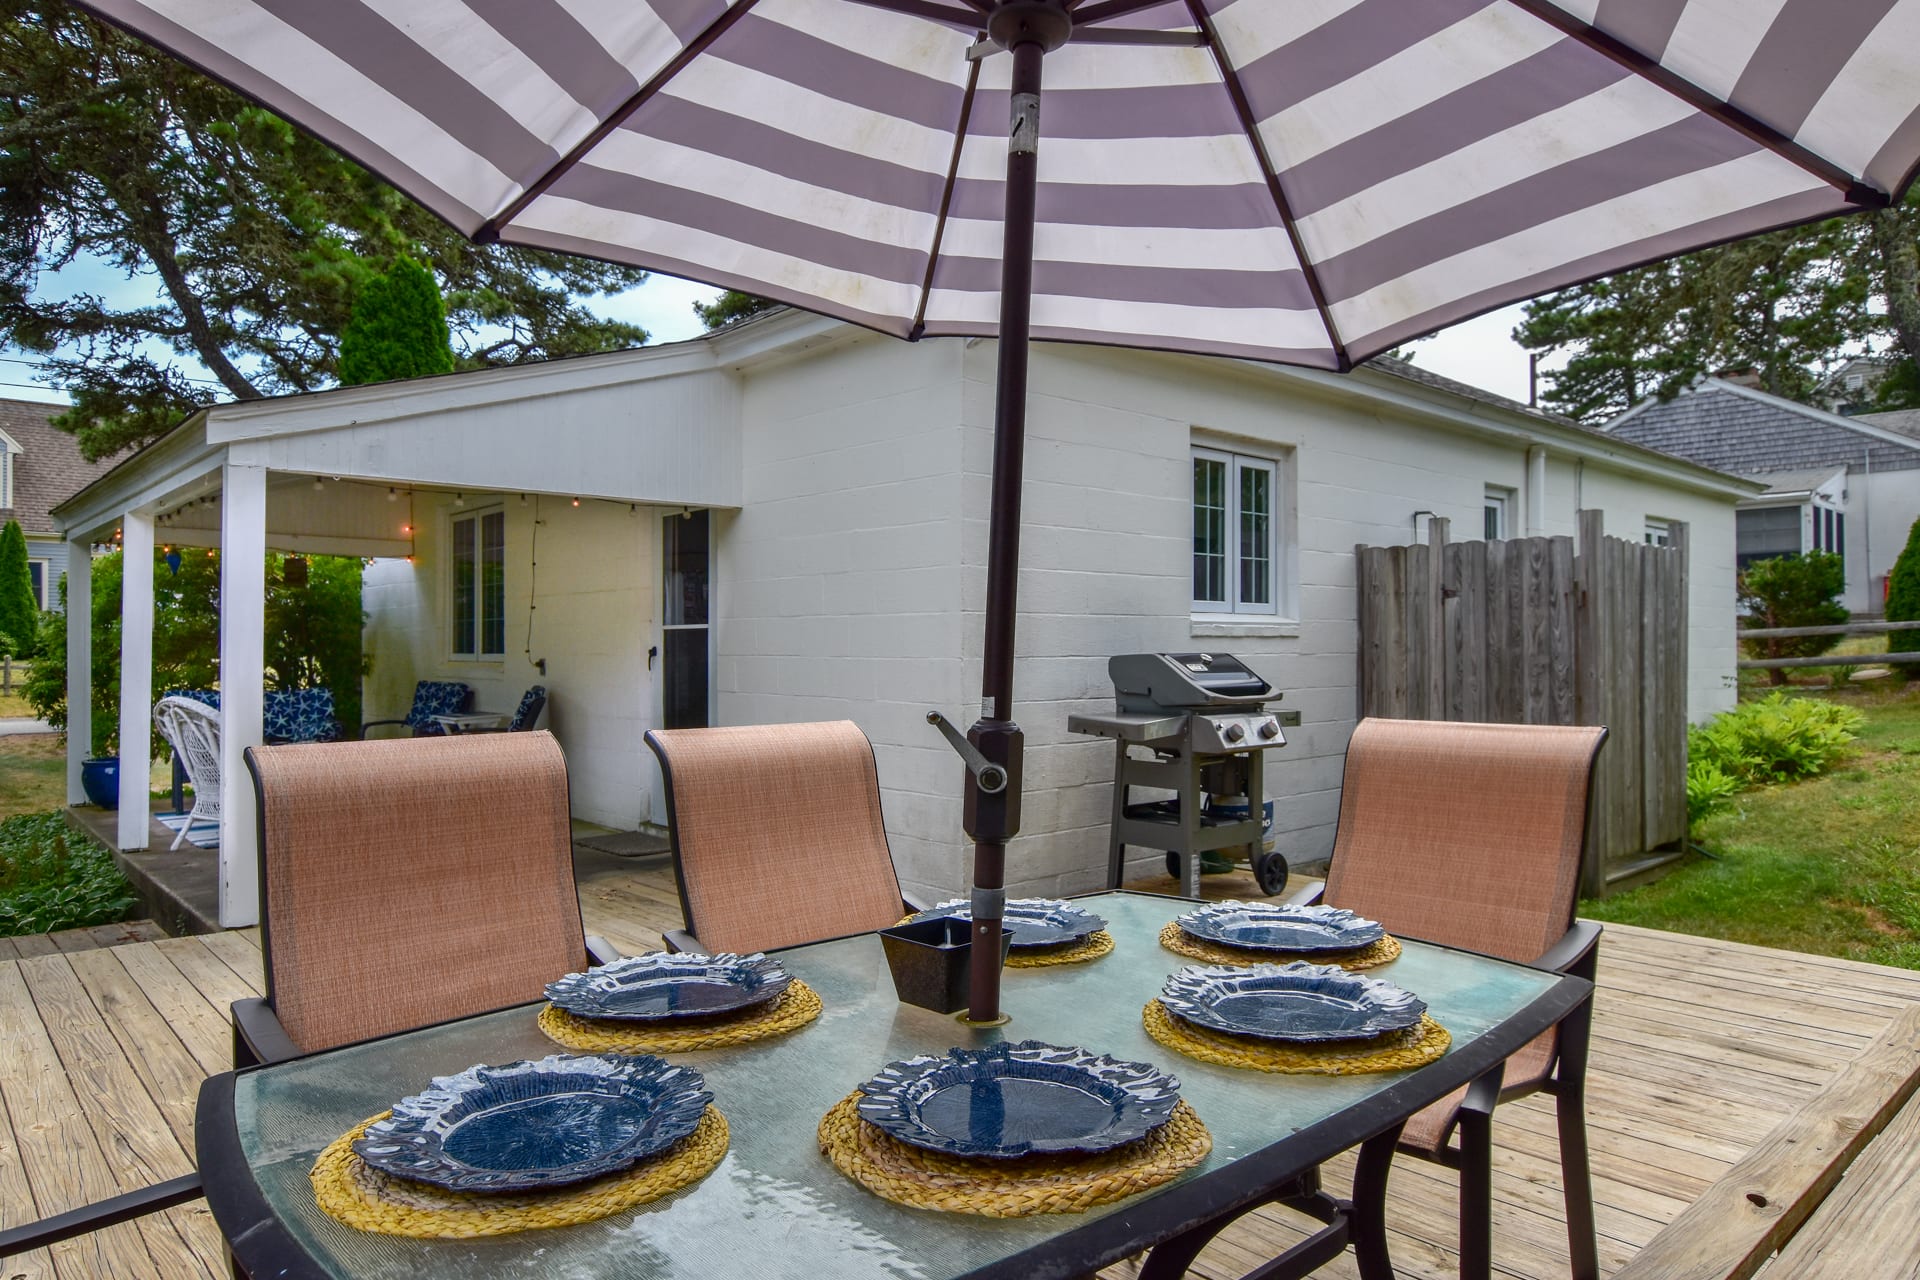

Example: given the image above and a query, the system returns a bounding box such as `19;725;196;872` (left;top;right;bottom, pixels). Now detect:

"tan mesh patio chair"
645;721;923;954
231;731;617;1066
1296;717;1609;1280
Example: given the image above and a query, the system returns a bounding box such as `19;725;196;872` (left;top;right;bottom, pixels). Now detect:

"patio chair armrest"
662;928;707;954
1460;1062;1507;1119
231;996;302;1067
358;717;410;739
1536;919;1603;977
585;934;621;966
0;1172;204;1257
1285;879;1326;906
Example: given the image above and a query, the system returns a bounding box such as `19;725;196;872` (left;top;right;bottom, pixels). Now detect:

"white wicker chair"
153;696;222;850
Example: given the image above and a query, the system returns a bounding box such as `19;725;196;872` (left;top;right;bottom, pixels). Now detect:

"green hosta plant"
1688;693;1865;786
0;813;135;937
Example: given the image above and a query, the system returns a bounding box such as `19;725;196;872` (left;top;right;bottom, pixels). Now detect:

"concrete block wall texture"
353;320;1746;903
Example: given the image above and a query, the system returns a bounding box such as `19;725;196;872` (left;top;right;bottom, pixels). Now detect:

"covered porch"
50;342;741;926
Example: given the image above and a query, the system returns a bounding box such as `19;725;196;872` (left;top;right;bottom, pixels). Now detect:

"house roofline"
55;308;1763;527
1605;375;1920;456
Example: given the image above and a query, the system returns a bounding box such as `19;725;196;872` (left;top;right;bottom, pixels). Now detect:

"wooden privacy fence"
1356;511;1689;897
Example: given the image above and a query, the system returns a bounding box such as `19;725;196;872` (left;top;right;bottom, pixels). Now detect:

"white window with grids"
1483;485;1514;541
27;559;49;610
449;507;506;659
1193;446;1282;615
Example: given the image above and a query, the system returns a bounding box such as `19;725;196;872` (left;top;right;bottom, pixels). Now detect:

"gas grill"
1068;653;1300;897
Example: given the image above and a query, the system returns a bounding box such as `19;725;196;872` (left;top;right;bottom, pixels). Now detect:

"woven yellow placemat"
818;1092;1210;1217
538;979;822;1053
1008;930;1113;968
311;1106;729;1238
1157;921;1401;971
1143;1000;1450;1075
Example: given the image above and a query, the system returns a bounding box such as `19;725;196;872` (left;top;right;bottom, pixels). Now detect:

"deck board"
3;869;1919;1280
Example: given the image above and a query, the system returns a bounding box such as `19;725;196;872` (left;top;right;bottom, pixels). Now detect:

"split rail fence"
1355;511;1688;897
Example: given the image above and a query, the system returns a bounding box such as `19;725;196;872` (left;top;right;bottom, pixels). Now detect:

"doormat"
574;830;671;859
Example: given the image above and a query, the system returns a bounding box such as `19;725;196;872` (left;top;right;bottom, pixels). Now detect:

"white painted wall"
939;342;1746;897
1847;468;1920;613
362;491;658;830
715;332;968;902
343;322;1746;901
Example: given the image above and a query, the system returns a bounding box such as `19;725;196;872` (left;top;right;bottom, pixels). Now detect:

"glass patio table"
196;891;1589;1280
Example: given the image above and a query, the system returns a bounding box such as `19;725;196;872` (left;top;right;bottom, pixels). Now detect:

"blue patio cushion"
407;681;472;735
508;685;547;732
264;688;342;744
164;688;221;710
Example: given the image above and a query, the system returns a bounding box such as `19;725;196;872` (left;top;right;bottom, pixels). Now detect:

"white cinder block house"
56;308;1754;925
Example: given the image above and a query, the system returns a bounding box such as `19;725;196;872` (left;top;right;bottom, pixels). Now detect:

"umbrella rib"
911;53;983;340
1502;0;1888;206
1184;0;1351;371
1073;0;1188;25
476;0;765;243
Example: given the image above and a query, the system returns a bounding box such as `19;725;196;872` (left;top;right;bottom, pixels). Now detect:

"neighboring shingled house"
0;398;119;613
1604;377;1920;613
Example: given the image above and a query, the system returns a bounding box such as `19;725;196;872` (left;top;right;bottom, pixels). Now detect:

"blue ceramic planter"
80;757;119;810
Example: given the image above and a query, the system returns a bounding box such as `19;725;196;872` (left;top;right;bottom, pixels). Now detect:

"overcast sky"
2;264;1549;408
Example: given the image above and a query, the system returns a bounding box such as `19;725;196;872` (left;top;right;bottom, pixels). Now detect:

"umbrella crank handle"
926;712;1008;794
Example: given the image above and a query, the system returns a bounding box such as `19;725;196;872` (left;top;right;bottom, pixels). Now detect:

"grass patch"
0;690;35;717
0;811;136;937
0;734;69;820
1585;680;1920;969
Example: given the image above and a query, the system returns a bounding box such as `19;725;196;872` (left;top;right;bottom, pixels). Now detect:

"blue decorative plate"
545;952;791;1021
352;1053;712;1191
907;898;1108;949
1159;963;1427;1043
856;1040;1181;1159
1176;901;1386;953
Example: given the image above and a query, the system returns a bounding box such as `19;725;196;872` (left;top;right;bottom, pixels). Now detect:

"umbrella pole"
965;6;1065;1024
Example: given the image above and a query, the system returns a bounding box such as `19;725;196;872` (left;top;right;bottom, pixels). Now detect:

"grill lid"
1110;653;1275;710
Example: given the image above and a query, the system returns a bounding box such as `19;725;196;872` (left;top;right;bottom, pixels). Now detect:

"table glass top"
230;892;1563;1279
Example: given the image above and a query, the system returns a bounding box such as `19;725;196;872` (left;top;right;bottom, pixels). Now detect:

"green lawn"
0;735;69;820
1584;677;1920;969
0;690;35;717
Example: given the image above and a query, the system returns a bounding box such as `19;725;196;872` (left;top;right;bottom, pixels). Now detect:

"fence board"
1354;512;1688;896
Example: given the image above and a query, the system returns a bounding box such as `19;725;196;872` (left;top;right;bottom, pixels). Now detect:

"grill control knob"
1224;722;1246;743
1257;719;1281;740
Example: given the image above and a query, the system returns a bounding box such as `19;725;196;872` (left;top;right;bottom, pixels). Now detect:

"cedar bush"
1888;515;1920;623
336;256;454;386
0;519;36;657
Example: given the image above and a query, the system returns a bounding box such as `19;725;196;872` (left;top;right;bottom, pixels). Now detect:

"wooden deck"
3;864;1918;1280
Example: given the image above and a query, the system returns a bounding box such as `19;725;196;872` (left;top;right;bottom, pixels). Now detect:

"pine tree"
0;519;36;656
1887;516;1920;623
336;257;456;387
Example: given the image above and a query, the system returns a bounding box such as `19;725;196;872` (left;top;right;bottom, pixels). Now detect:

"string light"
571;496;580;507
311;476;324;491
388;487;398;501
453;493;465;508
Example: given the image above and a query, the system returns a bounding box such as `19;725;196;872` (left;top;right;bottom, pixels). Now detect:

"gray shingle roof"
1606;382;1920;475
0;398;123;537
1857;408;1920;443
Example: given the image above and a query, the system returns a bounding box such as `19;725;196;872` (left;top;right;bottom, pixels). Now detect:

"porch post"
116;510;155;847
218;464;268;928
65;534;91;805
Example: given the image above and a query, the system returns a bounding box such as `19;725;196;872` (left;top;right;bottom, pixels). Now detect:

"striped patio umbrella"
78;0;1920;1019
